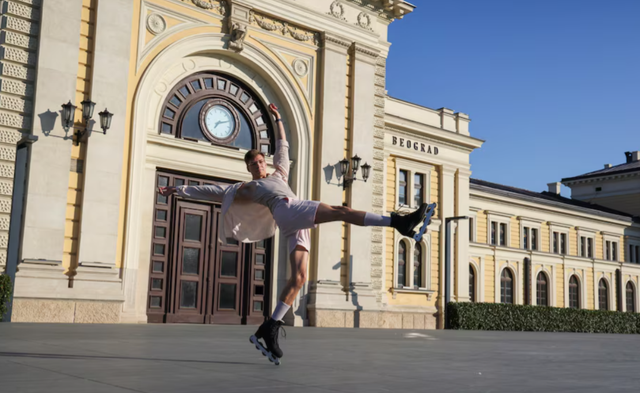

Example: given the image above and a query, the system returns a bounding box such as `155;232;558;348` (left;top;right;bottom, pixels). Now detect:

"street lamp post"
444;215;469;329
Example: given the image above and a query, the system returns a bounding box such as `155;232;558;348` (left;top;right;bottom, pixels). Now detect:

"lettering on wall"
392;136;439;155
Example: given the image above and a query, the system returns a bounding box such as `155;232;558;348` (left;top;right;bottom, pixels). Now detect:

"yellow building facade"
2;0;638;327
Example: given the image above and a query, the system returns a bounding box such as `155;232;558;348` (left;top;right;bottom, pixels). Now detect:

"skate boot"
249;318;285;366
390;202;437;242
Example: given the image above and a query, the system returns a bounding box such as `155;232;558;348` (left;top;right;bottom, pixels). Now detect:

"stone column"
455;168;471;302
307;32;351;327
21;0;82;265
74;0;133;297
438;165;456;327
346;43;378;310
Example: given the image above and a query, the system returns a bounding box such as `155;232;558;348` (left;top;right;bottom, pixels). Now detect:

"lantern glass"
99;109;113;134
361;163;371;182
81;99;95;121
61;101;76;130
339;158;349;176
351;155;361;173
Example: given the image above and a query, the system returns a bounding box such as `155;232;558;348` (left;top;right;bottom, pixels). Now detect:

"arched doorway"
122;35;313;325
146;71;277;325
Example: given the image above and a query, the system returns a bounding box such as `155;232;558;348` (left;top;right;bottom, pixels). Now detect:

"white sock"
271;301;291;321
364;212;392;227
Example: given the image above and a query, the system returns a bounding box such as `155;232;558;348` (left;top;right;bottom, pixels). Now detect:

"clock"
199;99;240;144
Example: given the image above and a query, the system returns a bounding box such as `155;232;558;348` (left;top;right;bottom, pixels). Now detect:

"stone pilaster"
0;0;41;271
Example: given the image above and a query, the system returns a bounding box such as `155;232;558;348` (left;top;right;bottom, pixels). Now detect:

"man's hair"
244;149;265;165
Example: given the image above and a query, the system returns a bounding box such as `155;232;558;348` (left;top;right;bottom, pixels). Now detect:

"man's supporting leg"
275;245;309;317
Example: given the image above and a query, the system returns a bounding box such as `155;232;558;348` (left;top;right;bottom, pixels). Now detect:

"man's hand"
158;186;177;197
269;103;280;120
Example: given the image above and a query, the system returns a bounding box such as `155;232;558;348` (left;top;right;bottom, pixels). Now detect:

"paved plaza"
1;323;639;392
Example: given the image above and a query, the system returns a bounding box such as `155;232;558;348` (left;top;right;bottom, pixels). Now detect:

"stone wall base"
11;298;121;323
308;308;438;329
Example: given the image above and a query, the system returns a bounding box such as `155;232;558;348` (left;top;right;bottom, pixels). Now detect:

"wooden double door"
147;172;272;325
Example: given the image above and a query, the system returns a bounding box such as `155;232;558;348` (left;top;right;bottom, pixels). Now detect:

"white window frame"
393;231;432;292
548;222;570;255
468;208;481;243
565;269;586;310
533;267;554;307
624;279;639;312
486;211;511;248
596;274;614;311
518;216;543;251
469;256;485;302
496;263;520;304
576;227;596;259
395;158;433;212
626;237;640;263
602;232;621;261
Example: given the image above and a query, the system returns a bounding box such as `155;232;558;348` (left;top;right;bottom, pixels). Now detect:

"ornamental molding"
249;11;320;46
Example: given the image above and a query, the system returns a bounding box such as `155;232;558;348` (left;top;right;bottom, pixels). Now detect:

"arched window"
569;275;580;309
469;265;476;302
598;278;609;311
626;282;636;313
413;243;422;289
397;240;407;287
500;269;513;304
536;272;549;306
159;72;274;153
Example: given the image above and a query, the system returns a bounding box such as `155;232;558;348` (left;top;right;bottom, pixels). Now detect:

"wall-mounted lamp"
62;100;113;146
339;154;371;190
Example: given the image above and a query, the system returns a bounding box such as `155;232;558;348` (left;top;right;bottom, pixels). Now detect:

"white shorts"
272;198;320;254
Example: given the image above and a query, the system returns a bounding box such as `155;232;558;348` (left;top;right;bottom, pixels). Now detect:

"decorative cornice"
352;43;379;58
321;32;351;49
249;11;320;46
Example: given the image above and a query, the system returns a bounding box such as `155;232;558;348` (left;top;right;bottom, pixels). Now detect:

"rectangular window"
560;233;567;255
531;228;538;251
631;244;635;263
398;170;407;206
588;238;593;258
523;227;530;250
612;242;617;261
580;236;586;257
606;241;611;260
491;222;497;245
636;246;640;264
413;173;424;206
553;232;559;254
499;223;507;246
469;217;474;242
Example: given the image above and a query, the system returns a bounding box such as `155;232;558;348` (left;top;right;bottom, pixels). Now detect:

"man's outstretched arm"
270;104;290;180
158;183;228;203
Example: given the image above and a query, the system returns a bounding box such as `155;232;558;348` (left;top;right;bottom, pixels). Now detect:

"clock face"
204;105;236;139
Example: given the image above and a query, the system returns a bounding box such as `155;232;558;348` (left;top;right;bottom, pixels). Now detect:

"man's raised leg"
314;202;432;239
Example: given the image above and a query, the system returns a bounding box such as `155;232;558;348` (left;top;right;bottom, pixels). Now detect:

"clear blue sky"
386;0;639;197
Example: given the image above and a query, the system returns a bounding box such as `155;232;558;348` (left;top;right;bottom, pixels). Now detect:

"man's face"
247;154;267;179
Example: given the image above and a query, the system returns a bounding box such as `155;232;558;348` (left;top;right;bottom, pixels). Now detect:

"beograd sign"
392;136;439;155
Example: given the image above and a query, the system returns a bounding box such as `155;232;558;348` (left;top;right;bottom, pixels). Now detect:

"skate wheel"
274;359;281;366
262;352;267;357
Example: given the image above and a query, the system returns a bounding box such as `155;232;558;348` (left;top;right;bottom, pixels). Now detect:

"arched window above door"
159;72;274;154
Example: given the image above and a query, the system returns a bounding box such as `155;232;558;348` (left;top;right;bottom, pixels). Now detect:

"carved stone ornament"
249;11;320;46
192;0;214;9
356;12;373;31
146;13;166;35
292;59;308;77
229;22;247;52
187;0;227;15
328;1;347;22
